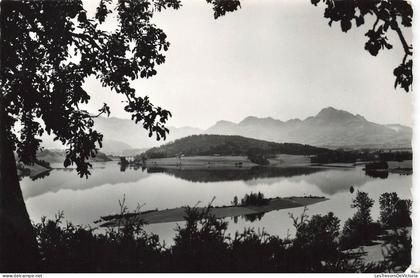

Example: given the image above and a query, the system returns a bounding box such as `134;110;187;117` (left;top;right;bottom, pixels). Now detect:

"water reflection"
365;170;389;179
20;161;412;245
285;168;372;195
148;165;375;196
19;169;51;182
22;162;408;201
146;166;326;183
242;212;266;222
21;162;149;199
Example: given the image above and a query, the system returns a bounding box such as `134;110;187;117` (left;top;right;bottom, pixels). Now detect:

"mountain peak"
240;116;259;123
215;120;235;125
317;106;343;115
315;107;360;121
239;116;282;126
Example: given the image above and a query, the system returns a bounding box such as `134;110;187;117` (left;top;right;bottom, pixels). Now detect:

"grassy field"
268;154;312;167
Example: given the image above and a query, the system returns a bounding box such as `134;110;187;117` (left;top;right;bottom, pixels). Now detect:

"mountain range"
205;107;412;149
40;107;412;154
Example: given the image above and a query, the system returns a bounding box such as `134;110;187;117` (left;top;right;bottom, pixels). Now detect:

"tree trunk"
0;108;41;272
0;1;41;268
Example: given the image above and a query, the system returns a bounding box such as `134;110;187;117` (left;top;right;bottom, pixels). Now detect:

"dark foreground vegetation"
30;191;411;273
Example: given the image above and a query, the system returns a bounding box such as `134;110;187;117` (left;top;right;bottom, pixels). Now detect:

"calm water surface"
20;161;411;244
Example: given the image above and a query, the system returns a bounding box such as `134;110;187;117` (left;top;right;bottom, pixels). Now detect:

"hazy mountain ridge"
93;117;204;154
36;149;112;164
40;107;412;154
40;117;204;155
205;107;412;149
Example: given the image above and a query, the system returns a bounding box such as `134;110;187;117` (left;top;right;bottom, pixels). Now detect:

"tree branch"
69;31;104;52
393;24;412;56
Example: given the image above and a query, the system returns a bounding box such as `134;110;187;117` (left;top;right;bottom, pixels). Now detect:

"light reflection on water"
20;161;411;244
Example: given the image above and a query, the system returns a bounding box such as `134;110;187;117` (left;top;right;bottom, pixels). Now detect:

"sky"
83;0;413;129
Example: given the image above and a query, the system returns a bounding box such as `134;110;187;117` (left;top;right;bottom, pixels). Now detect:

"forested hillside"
145;135;330;158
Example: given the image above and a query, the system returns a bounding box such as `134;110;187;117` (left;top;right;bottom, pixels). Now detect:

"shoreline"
122;155;413;174
17;163;51;179
123;154;357;170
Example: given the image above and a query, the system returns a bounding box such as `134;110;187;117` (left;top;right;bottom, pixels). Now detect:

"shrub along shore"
31;191;412;273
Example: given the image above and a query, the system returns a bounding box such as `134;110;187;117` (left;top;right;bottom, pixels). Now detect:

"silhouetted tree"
240;192;268;206
206;0;413;92
170;206;229;272
383;228;411;272
231;195;239;206
379;192;412;228
311;0;412;92
246;147;269;165
290;210;341;271
206;0;241;19
0;0;237;271
340;191;380;249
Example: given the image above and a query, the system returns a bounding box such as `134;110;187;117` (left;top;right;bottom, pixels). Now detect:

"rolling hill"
145;134;330;158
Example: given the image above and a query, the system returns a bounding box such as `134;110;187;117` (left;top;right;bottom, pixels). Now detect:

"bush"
231;196;239;206
34;212;163;272
31;193;411;272
289;209;343;271
379;192;412;228
168;206;229;272
383;228;412;272
340;191;379;249
246;148;269;165
229;228;288;272
240;192;268;206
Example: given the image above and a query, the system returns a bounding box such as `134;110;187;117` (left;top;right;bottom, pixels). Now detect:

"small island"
96;193;327;227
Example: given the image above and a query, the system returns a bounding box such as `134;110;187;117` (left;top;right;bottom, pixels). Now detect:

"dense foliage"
246;148;270;165
311;149;359;164
240;192;268;207
1;0;180;177
311;150;412;164
1;0;241;176
340;191;380;249
145;135;330;158
382;228;411;272
31;191;411;272
379;192;412;228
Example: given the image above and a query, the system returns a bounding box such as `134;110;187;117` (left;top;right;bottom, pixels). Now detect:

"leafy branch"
311;0;412;92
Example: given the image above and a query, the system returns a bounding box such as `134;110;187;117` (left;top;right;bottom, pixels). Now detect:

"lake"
20;161;412;245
